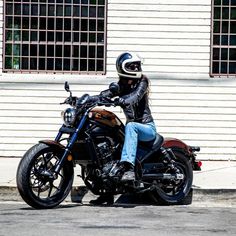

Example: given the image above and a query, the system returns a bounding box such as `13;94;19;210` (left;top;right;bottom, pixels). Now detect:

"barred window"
211;0;236;76
4;0;106;74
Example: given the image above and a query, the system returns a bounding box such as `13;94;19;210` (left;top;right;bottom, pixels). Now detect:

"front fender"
39;140;66;151
162;138;191;156
39;140;74;166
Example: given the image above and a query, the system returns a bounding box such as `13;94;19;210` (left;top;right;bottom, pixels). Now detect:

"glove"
114;97;125;107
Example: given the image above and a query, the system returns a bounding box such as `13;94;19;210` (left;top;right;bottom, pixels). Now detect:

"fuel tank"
89;108;123;128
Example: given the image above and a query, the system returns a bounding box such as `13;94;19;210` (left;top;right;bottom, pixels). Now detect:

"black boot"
121;162;135;182
89;195;114;205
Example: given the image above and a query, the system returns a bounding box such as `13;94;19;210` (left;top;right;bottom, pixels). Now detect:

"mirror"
109;82;120;95
65;81;70;92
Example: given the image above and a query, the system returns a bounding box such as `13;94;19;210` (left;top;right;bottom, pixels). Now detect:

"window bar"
37;2;39;71
228;1;231;77
219;2;222;75
62;1;65;71
3;0;106;74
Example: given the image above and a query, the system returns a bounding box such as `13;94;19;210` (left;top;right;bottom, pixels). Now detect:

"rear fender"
162;138;191;156
162;138;202;171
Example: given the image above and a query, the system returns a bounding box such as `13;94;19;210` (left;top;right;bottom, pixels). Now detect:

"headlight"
61;108;77;126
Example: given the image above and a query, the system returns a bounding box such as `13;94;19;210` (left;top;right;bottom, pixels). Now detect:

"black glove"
114;97;125;107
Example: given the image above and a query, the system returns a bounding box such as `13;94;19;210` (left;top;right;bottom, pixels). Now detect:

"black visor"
125;62;142;72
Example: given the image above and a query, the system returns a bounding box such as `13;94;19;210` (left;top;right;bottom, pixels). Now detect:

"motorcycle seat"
139;133;164;150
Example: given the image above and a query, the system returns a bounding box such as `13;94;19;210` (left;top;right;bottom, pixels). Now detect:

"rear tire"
150;150;193;205
17;143;74;209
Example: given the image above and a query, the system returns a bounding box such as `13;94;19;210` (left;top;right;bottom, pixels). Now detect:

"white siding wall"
0;0;236;161
1;78;236;161
0;80;109;157
150;79;236;161
0;0;3;73
106;0;212;79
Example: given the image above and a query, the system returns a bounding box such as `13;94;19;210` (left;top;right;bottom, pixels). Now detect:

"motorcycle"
16;81;201;209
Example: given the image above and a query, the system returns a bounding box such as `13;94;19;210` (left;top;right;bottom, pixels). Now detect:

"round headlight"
62;108;77;126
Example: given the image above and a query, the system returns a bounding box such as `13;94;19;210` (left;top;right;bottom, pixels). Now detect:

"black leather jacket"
101;75;154;124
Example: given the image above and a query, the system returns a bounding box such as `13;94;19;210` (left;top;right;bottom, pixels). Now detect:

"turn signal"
67;154;73;161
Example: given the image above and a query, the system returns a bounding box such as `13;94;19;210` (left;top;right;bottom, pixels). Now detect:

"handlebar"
97;96;115;107
61;94;115;108
61;81;120;108
60;96;77;106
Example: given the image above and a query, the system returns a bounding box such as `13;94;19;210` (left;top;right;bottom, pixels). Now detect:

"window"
4;0;106;74
211;0;236;76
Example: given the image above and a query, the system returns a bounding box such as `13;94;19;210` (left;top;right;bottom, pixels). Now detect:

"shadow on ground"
70;186;193;207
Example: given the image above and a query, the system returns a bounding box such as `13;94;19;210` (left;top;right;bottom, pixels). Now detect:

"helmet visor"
125;62;142;72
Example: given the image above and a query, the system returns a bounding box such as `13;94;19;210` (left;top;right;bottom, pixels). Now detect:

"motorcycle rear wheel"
150;150;193;205
17;143;74;209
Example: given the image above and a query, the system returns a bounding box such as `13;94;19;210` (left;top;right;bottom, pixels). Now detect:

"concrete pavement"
0;157;236;205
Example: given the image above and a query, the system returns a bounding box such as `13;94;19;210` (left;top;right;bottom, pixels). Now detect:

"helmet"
116;52;142;79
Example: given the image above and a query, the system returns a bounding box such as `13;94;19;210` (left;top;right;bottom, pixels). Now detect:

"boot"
89;195;114;205
121;170;135;181
121;162;135;182
109;162;126;177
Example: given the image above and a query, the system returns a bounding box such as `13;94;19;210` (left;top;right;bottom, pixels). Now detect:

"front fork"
53;113;88;175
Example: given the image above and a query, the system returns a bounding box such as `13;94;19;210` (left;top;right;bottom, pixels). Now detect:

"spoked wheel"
17;143;74;209
150;150;193;205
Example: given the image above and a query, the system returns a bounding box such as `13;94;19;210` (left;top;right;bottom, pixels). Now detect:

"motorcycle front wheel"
150;150;193;205
17;143;74;209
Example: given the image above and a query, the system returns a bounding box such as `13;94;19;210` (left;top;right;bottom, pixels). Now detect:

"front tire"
17;143;74;209
150;150;193;205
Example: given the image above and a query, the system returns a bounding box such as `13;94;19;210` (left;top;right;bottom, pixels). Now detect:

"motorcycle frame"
39;104;194;177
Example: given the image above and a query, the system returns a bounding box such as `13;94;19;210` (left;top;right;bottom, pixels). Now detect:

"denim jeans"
120;121;157;166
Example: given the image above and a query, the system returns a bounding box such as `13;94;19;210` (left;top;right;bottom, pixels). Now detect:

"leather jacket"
101;75;154;124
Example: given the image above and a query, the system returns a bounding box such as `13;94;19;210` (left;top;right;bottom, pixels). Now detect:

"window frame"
3;0;107;75
210;0;236;77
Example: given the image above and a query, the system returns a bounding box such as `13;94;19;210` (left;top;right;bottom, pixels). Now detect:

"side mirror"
109;82;120;95
64;81;72;97
65;81;70;92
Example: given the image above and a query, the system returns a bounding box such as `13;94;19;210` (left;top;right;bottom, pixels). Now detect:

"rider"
90;52;157;204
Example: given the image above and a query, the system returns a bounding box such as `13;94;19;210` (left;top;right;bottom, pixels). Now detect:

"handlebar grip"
190;146;200;152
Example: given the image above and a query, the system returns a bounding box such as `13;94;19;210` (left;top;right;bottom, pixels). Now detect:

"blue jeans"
120;121;157;166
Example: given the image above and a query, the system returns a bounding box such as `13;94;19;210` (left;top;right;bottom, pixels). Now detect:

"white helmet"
116;52;142;79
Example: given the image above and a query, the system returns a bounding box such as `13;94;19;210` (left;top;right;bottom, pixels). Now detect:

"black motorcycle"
16;82;200;209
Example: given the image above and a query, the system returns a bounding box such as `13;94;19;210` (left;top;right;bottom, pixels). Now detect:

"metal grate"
3;0;107;74
211;0;236;77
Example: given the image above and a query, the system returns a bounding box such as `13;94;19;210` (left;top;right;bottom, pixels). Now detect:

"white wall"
106;0;212;79
0;0;236;161
1;77;236;161
0;0;3;73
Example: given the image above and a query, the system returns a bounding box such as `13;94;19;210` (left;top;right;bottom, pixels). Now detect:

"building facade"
0;0;236;161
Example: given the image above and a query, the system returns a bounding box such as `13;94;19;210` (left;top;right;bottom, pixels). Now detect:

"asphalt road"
0;202;235;236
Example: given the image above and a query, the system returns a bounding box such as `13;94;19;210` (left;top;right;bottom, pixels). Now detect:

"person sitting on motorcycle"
90;52;157;205
112;51;157;181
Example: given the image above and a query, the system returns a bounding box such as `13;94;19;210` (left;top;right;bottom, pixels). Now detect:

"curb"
1;186;236;206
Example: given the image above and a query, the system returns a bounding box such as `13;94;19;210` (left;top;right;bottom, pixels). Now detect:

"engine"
95;136;121;176
96;137;117;164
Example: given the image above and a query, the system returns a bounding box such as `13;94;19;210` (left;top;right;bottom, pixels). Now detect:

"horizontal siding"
0;82;108;157
149;80;236;161
108;18;210;26
1;79;236;161
106;0;211;79
0;0;2;74
109;11;211;19
1;0;236;162
108;3;211;12
107;24;210;33
110;0;210;5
